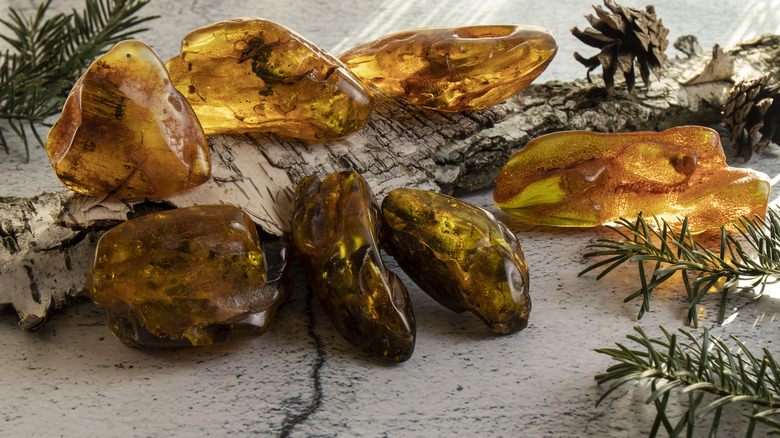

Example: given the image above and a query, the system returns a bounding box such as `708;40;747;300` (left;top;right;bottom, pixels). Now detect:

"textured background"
1;1;779;437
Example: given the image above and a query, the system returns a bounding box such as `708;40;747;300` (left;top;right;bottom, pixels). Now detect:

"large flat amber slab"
293;171;415;362
339;25;557;111
166;18;374;141
85;205;291;347
494;126;770;231
382;189;531;335
46;41;210;199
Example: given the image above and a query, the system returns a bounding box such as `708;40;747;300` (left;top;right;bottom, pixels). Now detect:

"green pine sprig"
0;0;157;161
596;326;780;437
579;208;780;328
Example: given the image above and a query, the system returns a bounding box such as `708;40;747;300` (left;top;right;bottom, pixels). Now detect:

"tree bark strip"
3;35;780;328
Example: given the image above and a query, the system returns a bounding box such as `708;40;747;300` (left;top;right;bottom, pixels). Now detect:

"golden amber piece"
46;41;210;199
293;171;415;362
85;205;291;347
166;18;374;141
494;126;770;231
382;189;531;335
339;25;557;111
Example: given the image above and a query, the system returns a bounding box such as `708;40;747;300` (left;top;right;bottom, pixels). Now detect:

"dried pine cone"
723;73;780;160
572;0;669;96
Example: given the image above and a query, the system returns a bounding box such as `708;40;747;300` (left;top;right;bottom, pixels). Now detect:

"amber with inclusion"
85;205;291;347
46;41;210;199
494;126;770;231
382;189;531;335
293;171;415;362
166;18;374;141
339;25;557;112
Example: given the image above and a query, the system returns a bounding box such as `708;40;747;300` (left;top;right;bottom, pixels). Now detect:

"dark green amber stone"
293;171;415;362
382;189;530;334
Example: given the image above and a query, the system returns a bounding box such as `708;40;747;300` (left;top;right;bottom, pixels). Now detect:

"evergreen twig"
0;0;157;162
579;208;780;327
596;326;780;437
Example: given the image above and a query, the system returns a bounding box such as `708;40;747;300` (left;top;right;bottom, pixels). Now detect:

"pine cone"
722;73;780;160
572;0;669;96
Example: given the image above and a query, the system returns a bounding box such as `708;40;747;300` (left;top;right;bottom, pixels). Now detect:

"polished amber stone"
339;25;557;111
382;189;531;335
293;171;415;361
46;41;210;199
166;18;374;141
494;126;770;231
85;205;291;347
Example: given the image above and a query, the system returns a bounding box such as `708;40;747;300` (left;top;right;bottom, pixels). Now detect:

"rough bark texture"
0;194;102;329
3;35;780;327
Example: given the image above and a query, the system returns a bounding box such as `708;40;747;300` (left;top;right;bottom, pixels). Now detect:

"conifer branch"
596;326;780;437
0;0;157;161
579;208;780;328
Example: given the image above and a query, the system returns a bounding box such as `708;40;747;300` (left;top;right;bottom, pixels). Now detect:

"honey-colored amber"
46;41;210;199
382;189;531;335
339;25;557;111
166;18;374;141
293;172;415;362
494;126;770;231
85;205;291;347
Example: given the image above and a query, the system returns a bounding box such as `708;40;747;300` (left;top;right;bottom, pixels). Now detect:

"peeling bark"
3;35;780;327
0;193;102;329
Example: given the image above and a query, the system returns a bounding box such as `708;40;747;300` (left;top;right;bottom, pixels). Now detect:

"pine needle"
0;0;157;161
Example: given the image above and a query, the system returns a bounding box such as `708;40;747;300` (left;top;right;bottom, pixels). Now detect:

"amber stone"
166;18;374;141
293;172;415;361
382;189;531;335
85;205;291;347
339;25;557;111
494;126;770;231
45;41;210;199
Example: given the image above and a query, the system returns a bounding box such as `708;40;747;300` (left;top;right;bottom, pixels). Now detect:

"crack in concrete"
278;287;325;437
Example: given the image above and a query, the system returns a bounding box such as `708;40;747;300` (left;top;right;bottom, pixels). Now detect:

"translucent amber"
85;205;291;347
382;189;531;335
293;172;415;362
494;126;770;231
46;41;210;199
166;18;374;141
339;25;557;111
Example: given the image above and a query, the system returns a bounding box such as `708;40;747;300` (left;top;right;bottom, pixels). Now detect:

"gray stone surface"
1;1;779;437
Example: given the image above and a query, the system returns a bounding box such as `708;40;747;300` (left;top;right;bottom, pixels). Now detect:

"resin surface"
86;205;291;347
494;126;770;231
167;18;374;141
293;172;415;361
46;41;210;199
382;189;530;335
339;25;557;111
